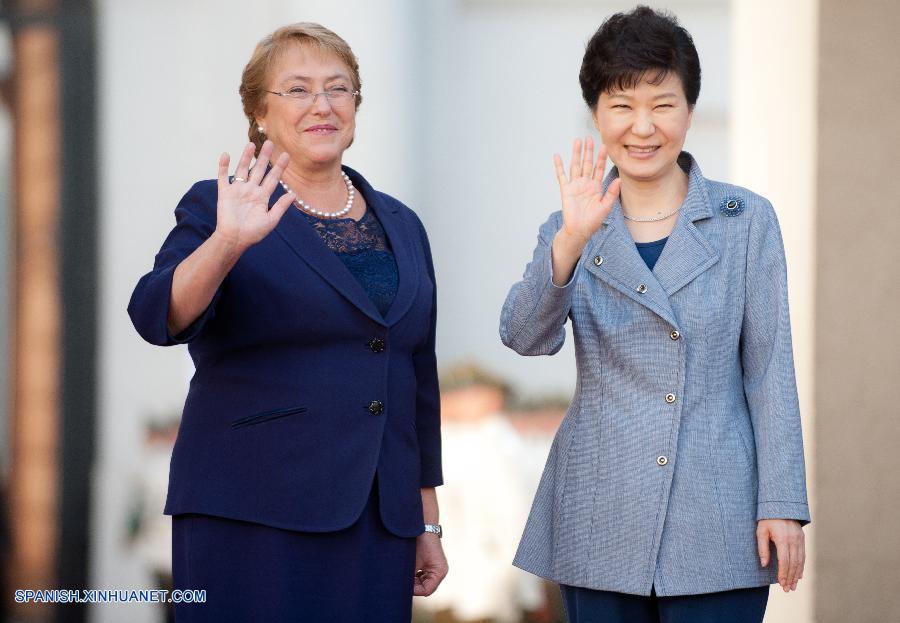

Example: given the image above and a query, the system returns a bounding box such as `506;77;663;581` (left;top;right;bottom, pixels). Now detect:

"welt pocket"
230;406;307;429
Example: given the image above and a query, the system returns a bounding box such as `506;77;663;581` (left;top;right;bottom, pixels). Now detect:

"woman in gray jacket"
500;7;809;623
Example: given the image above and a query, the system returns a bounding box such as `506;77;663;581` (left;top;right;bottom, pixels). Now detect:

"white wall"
730;1;818;621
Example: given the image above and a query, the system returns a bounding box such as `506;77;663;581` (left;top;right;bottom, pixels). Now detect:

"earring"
258;126;265;134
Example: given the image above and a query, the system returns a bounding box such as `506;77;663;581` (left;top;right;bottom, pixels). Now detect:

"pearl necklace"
279;171;355;219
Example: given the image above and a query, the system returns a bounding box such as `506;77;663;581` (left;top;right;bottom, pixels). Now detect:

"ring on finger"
233;176;247;183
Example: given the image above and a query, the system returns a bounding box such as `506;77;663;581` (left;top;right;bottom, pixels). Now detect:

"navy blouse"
300;208;399;317
635;237;669;271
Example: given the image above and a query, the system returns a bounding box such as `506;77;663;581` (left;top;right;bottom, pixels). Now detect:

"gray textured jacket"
500;153;810;596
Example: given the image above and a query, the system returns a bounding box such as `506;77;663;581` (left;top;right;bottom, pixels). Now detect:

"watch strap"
423;523;442;538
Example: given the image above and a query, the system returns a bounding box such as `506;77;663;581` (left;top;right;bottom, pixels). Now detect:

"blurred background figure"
124;418;179;623
505;397;569;517
414;363;545;623
503;398;570;623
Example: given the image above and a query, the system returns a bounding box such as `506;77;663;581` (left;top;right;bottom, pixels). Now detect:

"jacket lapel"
651;156;719;297
585;204;681;329
271;175;386;326
270;165;420;328
345;167;420;326
583;153;719;329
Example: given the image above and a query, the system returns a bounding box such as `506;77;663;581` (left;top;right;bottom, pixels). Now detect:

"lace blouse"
299;208;398;317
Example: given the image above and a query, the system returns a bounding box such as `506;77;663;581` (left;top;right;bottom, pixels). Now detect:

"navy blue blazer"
128;166;442;538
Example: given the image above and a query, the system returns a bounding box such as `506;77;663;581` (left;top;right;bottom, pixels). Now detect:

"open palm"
555;136;620;244
215;140;295;251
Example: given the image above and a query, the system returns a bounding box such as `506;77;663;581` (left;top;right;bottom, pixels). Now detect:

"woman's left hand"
413;533;448;597
757;518;805;592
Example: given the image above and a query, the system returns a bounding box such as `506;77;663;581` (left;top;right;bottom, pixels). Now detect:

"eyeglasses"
265;86;359;107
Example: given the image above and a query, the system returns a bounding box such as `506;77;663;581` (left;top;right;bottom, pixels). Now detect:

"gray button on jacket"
500;153;810;597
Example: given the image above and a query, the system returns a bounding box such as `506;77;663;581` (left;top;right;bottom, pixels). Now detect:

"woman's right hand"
549;136;620;285
214;140;295;252
554;136;621;248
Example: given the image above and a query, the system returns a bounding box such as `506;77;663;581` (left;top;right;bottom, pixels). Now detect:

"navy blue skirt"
171;480;416;622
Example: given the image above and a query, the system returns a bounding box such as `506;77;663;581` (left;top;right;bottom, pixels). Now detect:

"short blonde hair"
239;23;362;155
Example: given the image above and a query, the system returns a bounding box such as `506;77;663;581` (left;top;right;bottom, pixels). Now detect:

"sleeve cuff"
420;469;443;488
548;244;581;289
168;286;224;344
757;500;811;526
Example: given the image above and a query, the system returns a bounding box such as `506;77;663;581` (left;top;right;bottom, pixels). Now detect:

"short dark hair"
579;5;701;110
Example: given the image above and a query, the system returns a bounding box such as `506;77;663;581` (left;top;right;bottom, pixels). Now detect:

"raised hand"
214;140;295;252
555;136;621;246
550;136;621;286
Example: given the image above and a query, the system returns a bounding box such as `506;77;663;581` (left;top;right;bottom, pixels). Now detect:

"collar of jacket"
586;151;720;330
269;164;420;327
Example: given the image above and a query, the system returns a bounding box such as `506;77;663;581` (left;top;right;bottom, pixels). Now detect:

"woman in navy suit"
128;23;446;622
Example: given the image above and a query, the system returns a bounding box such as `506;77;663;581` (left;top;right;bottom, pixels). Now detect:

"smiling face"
255;42;357;170
592;71;693;185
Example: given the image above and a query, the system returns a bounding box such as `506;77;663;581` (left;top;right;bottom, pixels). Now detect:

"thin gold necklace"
622;205;681;222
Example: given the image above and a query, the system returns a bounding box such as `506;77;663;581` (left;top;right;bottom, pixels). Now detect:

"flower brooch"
720;196;745;216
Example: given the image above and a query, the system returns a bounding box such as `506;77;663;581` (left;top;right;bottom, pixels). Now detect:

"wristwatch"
423;523;442;538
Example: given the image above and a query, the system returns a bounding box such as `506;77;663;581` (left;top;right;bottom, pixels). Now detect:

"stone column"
730;0;818;621
814;0;900;621
7;1;62;621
